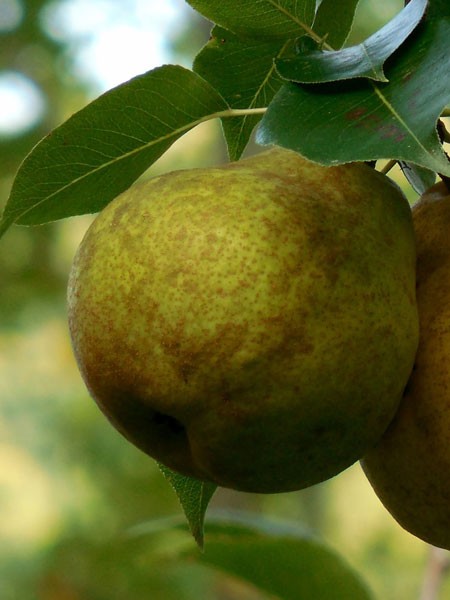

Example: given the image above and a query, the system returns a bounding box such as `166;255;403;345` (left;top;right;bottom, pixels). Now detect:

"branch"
419;546;450;600
380;159;398;174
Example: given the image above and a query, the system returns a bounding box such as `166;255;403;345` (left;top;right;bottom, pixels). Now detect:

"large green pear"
362;181;450;549
67;147;418;493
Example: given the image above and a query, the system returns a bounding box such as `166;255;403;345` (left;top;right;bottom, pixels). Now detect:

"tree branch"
419;546;450;600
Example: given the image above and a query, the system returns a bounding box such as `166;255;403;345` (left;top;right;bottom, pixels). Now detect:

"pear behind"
362;182;450;549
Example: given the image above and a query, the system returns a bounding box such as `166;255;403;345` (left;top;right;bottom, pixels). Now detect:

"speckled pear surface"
362;181;450;549
67;147;418;493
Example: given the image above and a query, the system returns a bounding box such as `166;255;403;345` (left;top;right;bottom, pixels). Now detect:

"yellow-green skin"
68;147;418;493
362;182;450;549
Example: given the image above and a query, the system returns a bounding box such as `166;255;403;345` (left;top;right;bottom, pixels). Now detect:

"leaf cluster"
2;0;450;558
1;0;449;237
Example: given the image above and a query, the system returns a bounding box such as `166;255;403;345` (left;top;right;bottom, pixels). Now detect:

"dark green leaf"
194;26;294;159
158;464;217;550
0;65;228;237
185;511;374;600
186;0;316;40
257;19;450;176
428;0;450;19
313;0;360;49
276;0;428;83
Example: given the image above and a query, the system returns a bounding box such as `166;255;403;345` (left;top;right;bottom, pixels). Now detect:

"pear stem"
419;546;450;600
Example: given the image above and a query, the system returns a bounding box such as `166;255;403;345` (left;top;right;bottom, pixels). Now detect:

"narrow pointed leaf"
399;162;436;194
158;464;217;550
0;65;229;237
313;0;360;49
184;512;374;600
276;0;428;83
194;26;294;159
186;0;316;40
258;19;450;176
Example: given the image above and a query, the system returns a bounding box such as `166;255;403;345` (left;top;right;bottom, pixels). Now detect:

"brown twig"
437;120;450;144
419;545;450;600
380;159;397;175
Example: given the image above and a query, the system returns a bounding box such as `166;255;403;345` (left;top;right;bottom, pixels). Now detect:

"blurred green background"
0;1;447;598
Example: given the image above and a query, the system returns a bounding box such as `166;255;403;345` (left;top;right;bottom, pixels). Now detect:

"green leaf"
186;0;316;40
257;19;450;176
313;0;360;49
276;0;428;83
194;26;294;160
428;0;450;19
0;65;229;238
185;511;374;600
158;464;217;550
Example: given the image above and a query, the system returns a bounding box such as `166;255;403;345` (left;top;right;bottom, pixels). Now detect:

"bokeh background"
1;1;447;598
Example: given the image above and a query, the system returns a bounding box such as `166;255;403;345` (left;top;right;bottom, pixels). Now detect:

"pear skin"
68;147;418;493
362;182;450;549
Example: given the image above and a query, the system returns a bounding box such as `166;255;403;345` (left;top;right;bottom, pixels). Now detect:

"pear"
362;181;450;549
67;147;418;493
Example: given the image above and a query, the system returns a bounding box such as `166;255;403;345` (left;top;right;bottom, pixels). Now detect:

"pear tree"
2;0;450;598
